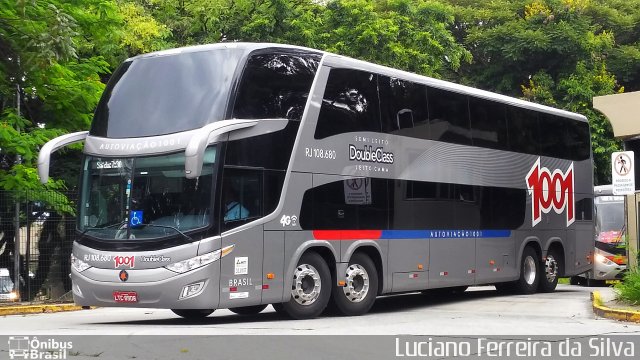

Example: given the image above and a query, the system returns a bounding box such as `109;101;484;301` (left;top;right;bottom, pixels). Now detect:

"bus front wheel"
332;252;378;316
171;309;214;319
515;246;540;294
280;252;331;319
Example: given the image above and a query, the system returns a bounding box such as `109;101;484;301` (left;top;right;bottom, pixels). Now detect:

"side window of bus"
567;120;591;161
538;113;570;159
575;197;593;221
222;168;262;231
232;53;320;120
506;107;539;154
299;178;389;230
469;97;509;150
427;87;472;145
379;76;429;136
314;68;381;139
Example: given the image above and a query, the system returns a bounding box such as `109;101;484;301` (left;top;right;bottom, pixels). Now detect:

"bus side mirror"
184;120;258;179
38;131;89;184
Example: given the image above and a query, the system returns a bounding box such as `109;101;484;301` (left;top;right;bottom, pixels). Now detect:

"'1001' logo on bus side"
526;158;574;227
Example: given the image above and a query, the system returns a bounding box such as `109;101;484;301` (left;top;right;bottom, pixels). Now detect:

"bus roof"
128;42;587;123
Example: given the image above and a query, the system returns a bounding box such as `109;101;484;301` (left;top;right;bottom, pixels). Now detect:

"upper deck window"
232;52;320;120
315;69;381;139
91;49;243;138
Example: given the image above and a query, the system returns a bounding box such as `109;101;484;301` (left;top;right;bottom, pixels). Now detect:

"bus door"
218;168;265;308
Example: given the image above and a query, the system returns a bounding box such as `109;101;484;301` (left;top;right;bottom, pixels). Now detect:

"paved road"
1;285;638;336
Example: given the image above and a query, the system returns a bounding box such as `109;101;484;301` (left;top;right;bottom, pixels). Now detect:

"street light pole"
13;82;21;300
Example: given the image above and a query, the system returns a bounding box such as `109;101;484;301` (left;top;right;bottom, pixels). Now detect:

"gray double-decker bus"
38;43;593;319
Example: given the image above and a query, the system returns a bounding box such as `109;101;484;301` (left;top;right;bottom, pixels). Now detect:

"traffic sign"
611;151;635;195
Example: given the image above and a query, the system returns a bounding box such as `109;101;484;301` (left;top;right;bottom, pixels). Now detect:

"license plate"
113;291;138;303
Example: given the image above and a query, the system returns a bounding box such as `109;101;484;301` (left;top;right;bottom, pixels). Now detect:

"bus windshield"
90;48;243;138
78;147;217;240
595;198;624;242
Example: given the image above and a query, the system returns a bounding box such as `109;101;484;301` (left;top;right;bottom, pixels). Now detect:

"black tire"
280;252;332;320
538;247;562;293
331;253;378;316
229;304;268;315
514;246;540;294
586;277;603;287
495;282;515;294
171;309;214;319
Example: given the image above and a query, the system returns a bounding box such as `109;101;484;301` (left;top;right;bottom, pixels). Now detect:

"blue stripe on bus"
380;230;511;239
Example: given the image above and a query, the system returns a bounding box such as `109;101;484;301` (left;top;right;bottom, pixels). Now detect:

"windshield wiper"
137;223;193;242
80;219;128;237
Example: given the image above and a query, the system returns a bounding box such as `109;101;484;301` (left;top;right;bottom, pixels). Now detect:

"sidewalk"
592;287;640;323
0;302;88;316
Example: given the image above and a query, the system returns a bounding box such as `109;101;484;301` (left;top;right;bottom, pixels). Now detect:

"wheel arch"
347;245;384;296
281;241;338;303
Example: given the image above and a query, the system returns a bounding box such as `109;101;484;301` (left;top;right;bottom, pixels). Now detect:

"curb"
592;291;640;323
0;304;89;316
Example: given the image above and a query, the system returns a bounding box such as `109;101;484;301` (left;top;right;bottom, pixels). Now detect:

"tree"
0;0;166;299
444;0;629;184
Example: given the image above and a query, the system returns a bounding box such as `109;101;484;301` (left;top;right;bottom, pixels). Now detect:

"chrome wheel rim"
342;264;370;303
291;264;321;305
544;255;558;283
524;256;537;285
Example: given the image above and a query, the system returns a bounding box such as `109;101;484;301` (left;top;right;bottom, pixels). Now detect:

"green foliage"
445;0;631;184
0;0;166;214
615;268;640;305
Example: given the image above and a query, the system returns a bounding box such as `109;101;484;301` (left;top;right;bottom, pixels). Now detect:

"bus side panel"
572;225;594;276
428;237;475;288
475;236;516;284
388;239;428;292
218;225;264;309
262;231;285;304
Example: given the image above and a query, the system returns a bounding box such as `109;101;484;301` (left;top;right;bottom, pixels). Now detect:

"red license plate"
113;291;138;303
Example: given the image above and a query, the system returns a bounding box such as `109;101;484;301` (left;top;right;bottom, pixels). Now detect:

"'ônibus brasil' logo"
526;158;574;227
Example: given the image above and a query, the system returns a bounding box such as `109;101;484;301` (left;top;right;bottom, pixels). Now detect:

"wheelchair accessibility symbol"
129;210;143;227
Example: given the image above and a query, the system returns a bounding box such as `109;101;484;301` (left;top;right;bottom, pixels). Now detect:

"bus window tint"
469;97;508;150
427;87;472;145
379;77;429;137
299;178;389;230
506;107;539;154
232;53;320;120
568;121;591;160
314;69;381;139
538;113;569;158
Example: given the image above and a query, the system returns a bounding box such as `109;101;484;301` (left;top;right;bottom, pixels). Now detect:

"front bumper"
71;262;220;309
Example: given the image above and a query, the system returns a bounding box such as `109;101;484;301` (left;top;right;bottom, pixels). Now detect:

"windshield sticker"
129;210;143;227
234;257;248;275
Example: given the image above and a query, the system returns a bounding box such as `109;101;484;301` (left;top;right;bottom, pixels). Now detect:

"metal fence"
0;190;77;304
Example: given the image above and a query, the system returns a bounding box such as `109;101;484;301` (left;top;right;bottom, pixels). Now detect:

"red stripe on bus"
313;230;382;241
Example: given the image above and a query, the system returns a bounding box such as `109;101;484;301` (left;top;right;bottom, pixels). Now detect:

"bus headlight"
595;254;614;266
71;254;91;272
165;244;234;274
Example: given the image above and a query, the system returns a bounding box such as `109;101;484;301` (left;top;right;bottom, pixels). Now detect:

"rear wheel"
229;305;268;315
279;252;331;319
515;246;540;294
171;309;214;319
331;253;378;316
538;247;562;293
